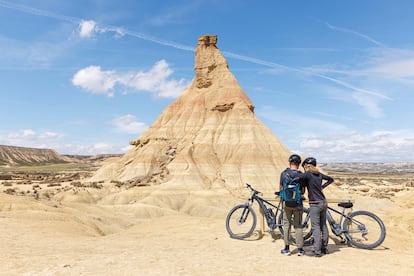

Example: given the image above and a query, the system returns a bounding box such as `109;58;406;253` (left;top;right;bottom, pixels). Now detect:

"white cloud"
72;66;116;97
357;48;414;81
286;48;414;119
299;130;414;162
92;143;112;151
72;60;189;98
121;60;173;90
323;21;384;46
367;58;414;79
352;92;383;118
258;106;414;162
0;129;62;148
0;129;129;155
120;60;187;98
56;143;128;155
21;129;36;138
109;115;148;134
257;106;347;135
39;131;61;139
78;19;126;38
79;20;97;38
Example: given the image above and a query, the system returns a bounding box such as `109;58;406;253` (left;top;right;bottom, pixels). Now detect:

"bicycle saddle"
338;202;353;208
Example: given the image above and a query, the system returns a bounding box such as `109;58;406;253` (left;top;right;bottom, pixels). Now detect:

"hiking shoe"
280;248;291;256
297;249;305;256
309;250;322;257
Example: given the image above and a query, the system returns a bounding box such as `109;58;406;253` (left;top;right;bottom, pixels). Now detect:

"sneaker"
310;250;322;257
280;248;291;256
297;248;305;256
321;248;329;254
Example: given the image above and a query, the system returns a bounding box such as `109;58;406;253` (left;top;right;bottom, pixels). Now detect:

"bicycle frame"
303;204;364;237
326;206;349;236
226;183;315;243
300;204;350;238
245;184;283;230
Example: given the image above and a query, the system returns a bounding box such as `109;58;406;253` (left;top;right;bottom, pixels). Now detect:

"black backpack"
280;169;302;207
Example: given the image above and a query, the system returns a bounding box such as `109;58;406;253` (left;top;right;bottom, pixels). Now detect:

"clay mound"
90;35;291;192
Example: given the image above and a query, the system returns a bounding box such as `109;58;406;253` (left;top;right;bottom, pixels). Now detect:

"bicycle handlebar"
245;183;280;198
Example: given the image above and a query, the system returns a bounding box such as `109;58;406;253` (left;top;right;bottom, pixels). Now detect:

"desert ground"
1;162;414;275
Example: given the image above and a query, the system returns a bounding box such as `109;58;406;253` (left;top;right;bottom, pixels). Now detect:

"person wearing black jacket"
300;157;334;257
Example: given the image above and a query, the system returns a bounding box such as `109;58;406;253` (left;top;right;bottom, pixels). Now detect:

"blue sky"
0;0;413;162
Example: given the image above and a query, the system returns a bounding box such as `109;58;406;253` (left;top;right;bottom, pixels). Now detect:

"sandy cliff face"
90;35;291;191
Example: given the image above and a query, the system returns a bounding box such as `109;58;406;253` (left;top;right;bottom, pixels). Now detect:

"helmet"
302;157;317;167
288;154;301;165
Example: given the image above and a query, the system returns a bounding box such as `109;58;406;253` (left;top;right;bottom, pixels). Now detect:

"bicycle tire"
343;210;386;249
278;207;312;245
226;204;257;239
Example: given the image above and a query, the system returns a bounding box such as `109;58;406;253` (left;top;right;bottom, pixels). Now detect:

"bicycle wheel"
226;204;257;239
278;207;313;245
343;210;386;249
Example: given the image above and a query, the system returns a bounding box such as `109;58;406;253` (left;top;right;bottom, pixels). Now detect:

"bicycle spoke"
226;205;256;239
344;211;386;249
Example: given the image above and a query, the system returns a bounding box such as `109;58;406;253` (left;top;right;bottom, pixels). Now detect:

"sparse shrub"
71;181;83;187
47;183;61;187
405;180;414;187
90;182;103;189
4;188;16;194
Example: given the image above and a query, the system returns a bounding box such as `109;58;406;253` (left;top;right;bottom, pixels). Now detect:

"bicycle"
302;201;386;249
225;183;311;242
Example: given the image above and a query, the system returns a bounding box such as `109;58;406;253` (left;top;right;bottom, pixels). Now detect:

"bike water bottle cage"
338;202;353;209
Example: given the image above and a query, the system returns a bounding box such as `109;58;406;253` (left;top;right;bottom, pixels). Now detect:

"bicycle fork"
237;199;254;225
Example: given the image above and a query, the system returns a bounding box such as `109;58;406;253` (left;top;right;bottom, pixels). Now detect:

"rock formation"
90;35;292;192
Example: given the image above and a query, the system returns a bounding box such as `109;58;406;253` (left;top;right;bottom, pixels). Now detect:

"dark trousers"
309;201;328;254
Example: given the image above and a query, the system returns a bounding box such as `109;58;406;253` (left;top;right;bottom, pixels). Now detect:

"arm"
321;173;334;189
279;172;283;191
298;172;307;195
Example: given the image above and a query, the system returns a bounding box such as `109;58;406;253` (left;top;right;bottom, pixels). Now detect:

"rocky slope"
90;35;292;191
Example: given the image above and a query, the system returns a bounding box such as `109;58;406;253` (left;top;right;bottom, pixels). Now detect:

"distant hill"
320;162;414;173
0;145;123;167
63;154;123;162
0;145;73;166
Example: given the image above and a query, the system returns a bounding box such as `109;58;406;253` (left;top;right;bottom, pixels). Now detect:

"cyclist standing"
300;157;334;257
279;154;305;256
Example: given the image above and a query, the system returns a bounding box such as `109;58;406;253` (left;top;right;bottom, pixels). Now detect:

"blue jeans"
309;201;328;254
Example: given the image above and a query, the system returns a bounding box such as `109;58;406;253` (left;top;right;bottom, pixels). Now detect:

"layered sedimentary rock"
90;35;291;191
0;145;71;166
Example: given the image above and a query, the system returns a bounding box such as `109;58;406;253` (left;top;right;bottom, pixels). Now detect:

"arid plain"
1;159;413;275
1;35;413;275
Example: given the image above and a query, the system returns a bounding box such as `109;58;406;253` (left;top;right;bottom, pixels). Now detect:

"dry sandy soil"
1;163;414;275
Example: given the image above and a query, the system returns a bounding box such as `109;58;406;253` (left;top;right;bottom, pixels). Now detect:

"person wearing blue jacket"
279;154;305;256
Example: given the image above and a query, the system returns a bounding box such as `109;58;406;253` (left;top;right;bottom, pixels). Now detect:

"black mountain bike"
226;183;386;250
302;201;386;249
225;183;311;242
